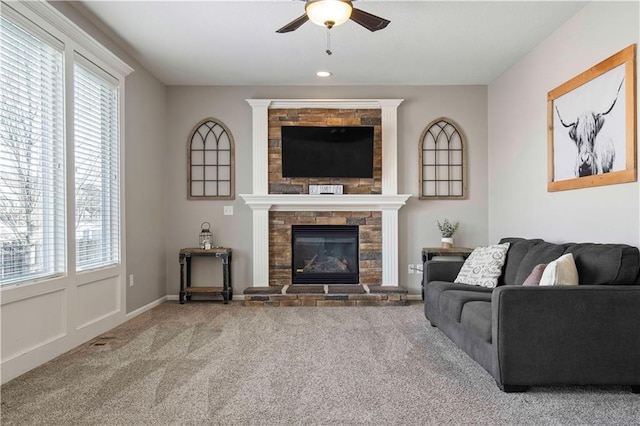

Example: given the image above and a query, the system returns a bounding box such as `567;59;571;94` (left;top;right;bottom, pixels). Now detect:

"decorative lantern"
199;222;212;249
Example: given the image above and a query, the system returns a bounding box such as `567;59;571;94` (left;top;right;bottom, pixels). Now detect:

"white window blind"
0;14;65;285
74;59;120;271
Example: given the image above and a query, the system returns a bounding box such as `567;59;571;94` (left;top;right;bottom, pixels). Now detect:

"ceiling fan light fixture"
305;0;353;28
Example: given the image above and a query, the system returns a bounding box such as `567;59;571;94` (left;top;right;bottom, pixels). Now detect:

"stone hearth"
243;285;408;307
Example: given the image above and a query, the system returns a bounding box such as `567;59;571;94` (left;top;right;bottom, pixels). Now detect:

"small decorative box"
308;184;344;195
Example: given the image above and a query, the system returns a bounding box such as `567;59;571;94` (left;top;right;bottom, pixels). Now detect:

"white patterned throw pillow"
454;243;510;288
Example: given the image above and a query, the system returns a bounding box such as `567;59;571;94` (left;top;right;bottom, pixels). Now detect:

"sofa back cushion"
499;238;543;286
562;243;640;285
514;242;565;286
500;238;640;286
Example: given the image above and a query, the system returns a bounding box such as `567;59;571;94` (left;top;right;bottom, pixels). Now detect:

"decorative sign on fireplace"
308;184;344;195
291;225;359;284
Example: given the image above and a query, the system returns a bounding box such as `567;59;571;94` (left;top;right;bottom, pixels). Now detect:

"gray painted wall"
488;1;640;246
123;68;168;312
165;86;489;296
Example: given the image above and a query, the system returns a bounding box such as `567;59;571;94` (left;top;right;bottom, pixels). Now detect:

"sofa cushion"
438;289;493;322
499;238;543;286
562;243;640;285
539;253;579;286
514;242;565;286
454;243;510;288
460;301;492;343
425;281;491;309
522;263;547;286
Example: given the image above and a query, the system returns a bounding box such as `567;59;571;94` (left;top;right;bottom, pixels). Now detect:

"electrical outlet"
408;264;414;274
129;274;134;287
415;263;423;274
224;205;234;215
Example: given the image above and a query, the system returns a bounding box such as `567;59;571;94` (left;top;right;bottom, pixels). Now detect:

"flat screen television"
281;126;374;178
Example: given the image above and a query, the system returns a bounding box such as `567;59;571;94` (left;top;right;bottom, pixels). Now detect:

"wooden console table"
179;247;232;304
421;247;474;300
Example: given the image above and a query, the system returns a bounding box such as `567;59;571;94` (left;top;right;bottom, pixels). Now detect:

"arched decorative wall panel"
419;118;467;199
188;118;235;200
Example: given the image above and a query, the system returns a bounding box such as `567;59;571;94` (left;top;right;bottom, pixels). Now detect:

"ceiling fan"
276;0;390;33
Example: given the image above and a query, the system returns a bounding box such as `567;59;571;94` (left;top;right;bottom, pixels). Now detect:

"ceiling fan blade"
276;14;309;33
349;8;390;32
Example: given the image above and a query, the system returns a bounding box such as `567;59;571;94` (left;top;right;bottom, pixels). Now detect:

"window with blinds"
0;15;65;284
74;60;120;271
1;8;124;285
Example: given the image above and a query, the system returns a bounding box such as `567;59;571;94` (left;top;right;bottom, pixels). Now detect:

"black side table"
421;247;473;300
179;247;232;304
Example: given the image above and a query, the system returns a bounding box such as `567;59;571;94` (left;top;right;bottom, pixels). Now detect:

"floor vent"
91;336;115;346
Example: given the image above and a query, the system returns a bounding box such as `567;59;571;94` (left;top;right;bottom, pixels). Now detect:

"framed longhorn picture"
547;44;637;192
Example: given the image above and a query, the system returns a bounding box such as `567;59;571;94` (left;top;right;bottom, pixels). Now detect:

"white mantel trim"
251;99;403;110
239;194;410;212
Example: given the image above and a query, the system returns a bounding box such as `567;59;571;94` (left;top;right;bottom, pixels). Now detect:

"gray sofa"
423;237;640;393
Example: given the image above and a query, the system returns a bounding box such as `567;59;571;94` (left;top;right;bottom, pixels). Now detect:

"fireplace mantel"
240;194;410;212
242;98;408;287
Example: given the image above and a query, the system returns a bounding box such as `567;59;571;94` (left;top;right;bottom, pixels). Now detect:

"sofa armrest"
491;285;640;387
425;260;464;284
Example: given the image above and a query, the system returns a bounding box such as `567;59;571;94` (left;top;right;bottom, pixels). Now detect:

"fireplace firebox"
291;225;359;284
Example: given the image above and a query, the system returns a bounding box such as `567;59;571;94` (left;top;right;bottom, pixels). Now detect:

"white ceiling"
73;0;588;86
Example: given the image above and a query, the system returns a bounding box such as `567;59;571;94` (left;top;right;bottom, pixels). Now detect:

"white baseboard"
126;295;169;320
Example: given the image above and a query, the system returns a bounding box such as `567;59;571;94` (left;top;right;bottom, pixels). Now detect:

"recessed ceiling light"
316;71;332;78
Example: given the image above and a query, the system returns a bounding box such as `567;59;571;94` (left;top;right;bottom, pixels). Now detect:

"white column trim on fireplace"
251;205;271;287
246;99;270;195
380;100;401;195
382;207;400;286
242;98;408;287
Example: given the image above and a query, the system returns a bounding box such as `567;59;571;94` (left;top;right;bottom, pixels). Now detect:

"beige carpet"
2;302;639;425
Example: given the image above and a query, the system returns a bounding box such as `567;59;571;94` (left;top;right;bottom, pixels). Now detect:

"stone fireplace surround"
271;211;381;286
240;99;410;289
